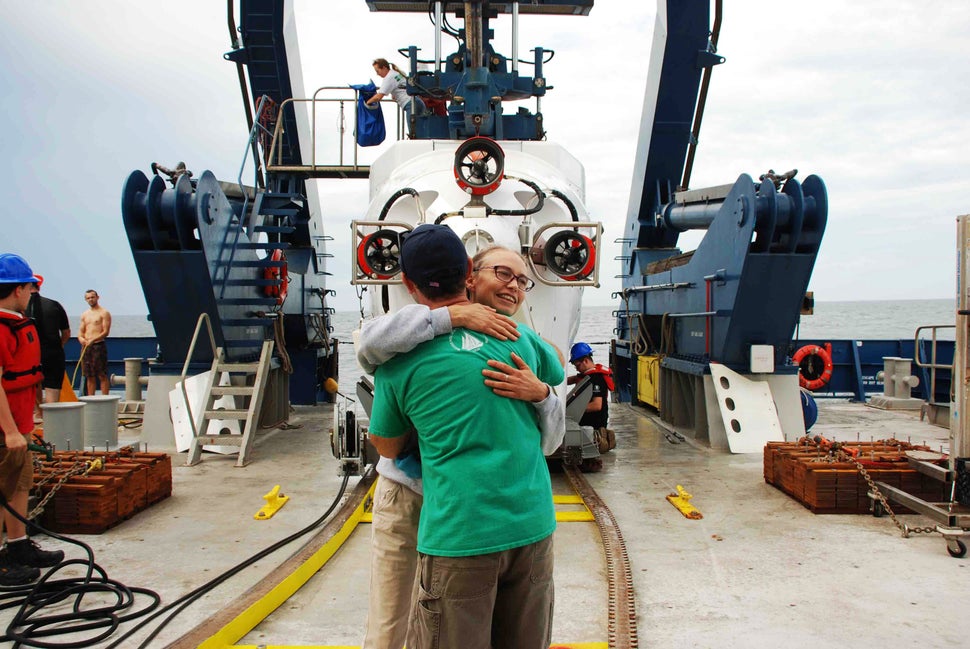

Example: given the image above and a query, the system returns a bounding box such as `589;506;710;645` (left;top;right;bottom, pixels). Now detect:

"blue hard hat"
0;254;39;284
569;341;593;363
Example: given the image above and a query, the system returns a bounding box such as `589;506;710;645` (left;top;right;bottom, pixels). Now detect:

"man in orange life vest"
567;341;616;453
0;254;65;586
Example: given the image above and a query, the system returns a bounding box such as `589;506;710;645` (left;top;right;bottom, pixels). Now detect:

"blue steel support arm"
229;0;304;168
623;0;723;258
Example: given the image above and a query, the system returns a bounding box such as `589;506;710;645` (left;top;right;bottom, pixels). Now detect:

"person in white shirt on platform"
366;58;426;131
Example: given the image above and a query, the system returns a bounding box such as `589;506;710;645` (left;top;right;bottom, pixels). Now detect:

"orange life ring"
793;343;833;391
263;249;288;305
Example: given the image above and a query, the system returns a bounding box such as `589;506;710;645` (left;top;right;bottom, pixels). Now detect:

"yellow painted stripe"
553;494;584;504
211;479;599;649
200;481;378;649
230;644;608;648
554;491;593;522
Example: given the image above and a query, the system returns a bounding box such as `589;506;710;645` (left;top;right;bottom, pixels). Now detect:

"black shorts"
40;347;66;390
82;341;108;378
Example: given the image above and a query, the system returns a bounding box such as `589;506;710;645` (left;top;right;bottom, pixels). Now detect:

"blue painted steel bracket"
611;0;828;406
232;0;304;167
622;0;720;254
660;356;708;376
369;2;589;139
365;1;594;16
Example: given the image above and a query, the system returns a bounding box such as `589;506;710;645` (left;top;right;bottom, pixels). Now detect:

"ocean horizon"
81;297;957;342
66;298;957;398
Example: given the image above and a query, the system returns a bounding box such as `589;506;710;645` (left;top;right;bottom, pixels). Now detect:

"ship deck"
2;400;965;648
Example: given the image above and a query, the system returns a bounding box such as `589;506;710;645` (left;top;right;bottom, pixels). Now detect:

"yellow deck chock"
666;485;703;519
254;485;289;520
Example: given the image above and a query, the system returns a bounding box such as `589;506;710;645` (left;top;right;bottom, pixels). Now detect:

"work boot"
0;553;40;586
5;539;64;568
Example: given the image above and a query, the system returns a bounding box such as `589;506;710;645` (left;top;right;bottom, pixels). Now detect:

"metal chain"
801;436;937;537
835;448;937;537
29;459;100;520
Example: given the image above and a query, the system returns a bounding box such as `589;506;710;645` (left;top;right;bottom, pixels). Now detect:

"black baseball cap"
399;224;468;288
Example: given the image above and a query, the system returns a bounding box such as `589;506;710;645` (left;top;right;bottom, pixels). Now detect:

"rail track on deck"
167;465;639;649
564;465;640;649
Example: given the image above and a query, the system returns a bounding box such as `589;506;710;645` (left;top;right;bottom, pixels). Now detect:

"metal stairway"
212;178;308;359
186;339;274;467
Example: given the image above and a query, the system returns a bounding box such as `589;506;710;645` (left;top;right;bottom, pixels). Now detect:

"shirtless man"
78;290;111;396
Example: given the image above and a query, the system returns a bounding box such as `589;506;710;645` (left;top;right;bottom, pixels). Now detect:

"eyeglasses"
474;265;536;292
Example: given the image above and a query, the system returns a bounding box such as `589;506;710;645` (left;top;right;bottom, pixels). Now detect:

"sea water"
95;298;956;391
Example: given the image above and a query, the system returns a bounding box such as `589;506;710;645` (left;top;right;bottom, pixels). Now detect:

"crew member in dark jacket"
26;275;70;403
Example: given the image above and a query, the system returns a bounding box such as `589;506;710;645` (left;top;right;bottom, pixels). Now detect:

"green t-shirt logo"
450;329;486;352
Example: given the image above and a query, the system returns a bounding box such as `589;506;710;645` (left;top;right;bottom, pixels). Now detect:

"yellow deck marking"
231;642;609;649
554;494;584;504
360;491;592;523
254;484;290;520
209;480;600;648
554;492;594;521
666;484;703;519
199;481;378;649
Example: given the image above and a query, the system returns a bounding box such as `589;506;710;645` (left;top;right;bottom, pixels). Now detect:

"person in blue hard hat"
567;341;616;453
0;254;65;586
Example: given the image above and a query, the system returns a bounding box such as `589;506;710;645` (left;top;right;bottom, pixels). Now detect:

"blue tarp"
350;82;386;147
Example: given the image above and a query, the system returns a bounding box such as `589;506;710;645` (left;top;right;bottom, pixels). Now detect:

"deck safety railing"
915;324;956;404
265;87;406;178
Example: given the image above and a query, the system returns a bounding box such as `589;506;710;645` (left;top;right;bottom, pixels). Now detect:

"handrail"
266;87;404;174
217;95;278;300
238;94;276;229
915;324;956;404
180;313;220;442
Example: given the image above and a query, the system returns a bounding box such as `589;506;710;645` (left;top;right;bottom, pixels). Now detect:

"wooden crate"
36;476;120;534
764;441;949;514
32;450;173;534
131;452;173;504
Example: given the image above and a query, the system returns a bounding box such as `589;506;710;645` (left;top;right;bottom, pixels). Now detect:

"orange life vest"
583;363;615;391
0;312;43;393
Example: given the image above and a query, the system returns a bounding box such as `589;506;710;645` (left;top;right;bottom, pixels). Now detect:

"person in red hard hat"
567;341;616;453
0;254;65;587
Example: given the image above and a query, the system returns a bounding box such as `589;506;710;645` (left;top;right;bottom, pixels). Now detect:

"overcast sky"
2;1;967;315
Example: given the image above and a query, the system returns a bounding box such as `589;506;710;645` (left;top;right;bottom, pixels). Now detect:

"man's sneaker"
0;555;40;586
5;539;65;568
